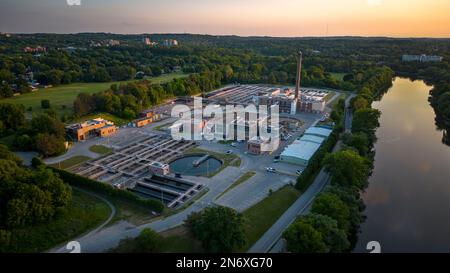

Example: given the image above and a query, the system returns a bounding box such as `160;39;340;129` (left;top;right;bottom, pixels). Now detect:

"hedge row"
33;158;164;213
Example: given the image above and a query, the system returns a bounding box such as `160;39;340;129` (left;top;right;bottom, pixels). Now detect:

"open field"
111;225;204;253
240;185;301;251
3;189;111;253
2;73;188;116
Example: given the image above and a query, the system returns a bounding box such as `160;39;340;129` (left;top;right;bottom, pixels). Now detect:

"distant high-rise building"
163;39;179;47
107;39;120;46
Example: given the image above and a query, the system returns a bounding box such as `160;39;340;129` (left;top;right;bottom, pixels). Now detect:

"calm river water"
354;78;450;253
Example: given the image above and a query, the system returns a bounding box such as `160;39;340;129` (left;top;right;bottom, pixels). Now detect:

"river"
354;77;450;253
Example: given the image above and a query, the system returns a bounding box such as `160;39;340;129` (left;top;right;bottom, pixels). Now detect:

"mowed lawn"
2;72;188;116
240;185;301;251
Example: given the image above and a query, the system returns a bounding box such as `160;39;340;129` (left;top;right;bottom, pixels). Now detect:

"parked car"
266;167;276;173
296;170;303;175
230;142;237;147
226;150;233;154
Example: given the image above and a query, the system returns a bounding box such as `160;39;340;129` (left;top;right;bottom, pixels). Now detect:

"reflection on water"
170;155;222;176
355;78;450;253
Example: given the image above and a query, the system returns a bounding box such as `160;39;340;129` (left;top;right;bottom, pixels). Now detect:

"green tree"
41;99;51;109
342;132;370;157
311;192;350;232
352;108;381;143
283;219;328;253
186;206;246;252
134;228;163;252
31;113;65;138
324;150;370;189
303;213;350;253
35;133;65;157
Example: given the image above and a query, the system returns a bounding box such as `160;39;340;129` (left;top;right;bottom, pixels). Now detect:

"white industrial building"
279;127;333;166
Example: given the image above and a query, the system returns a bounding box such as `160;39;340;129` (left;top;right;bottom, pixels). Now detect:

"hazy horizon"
1;0;449;38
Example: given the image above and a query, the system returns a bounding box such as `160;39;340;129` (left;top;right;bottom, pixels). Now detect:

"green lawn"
185;147;242;177
111;225;204;253
159;226;204;253
89;145;113;155
2;72;188;116
108;199;159;226
240;186;301;251
49;156;91;170
217;171;256;199
3;189;111;253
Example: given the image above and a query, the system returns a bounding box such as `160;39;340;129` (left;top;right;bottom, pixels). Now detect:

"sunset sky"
1;0;449;37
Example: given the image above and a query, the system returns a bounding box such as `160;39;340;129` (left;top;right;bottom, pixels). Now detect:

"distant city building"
402;54;443;62
23;46;47;53
107;39;120;46
142;37;157;46
163;39;179;47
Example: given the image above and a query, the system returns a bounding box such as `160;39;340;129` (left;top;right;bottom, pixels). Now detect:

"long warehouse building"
279;127;333;166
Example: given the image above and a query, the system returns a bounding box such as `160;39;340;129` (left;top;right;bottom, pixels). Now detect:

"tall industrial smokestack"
295;50;303;100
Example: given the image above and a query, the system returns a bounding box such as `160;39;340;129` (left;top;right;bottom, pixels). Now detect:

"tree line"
284;67;394;252
0;145;72;252
0;103;67;157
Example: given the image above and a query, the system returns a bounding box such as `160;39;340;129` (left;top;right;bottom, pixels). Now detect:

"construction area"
69;133;204;208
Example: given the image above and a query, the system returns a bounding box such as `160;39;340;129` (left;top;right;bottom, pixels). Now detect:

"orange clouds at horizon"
128;0;450;37
1;0;448;37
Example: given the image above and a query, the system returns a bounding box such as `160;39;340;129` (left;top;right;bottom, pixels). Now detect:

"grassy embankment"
89;145;113;155
4;189;111;253
240;186;301;251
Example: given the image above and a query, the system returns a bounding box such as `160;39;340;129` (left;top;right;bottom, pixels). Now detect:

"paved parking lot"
215;172;295;212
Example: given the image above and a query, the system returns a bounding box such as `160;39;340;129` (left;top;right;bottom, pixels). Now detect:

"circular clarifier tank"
169;154;222;176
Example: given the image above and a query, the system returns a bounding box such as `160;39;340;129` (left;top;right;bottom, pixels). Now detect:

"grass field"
159;226;204;253
111;225;204;253
2;72;188;116
49;156;91;170
240;185;301;251
4;189;111;253
89;145;113;155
